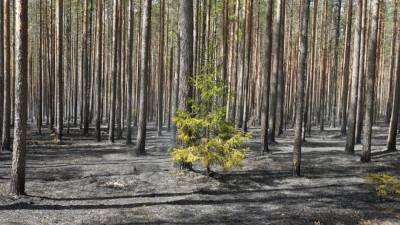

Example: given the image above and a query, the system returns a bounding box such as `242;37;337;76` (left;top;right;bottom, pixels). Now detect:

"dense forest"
0;0;400;224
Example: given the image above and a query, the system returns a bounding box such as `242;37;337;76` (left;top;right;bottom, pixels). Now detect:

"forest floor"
0;123;399;225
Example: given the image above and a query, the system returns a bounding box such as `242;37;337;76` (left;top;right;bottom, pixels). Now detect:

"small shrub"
366;173;400;197
171;73;250;175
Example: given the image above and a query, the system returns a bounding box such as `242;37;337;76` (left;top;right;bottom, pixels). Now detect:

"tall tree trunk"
82;0;91;135
126;0;135;144
2;0;11;151
178;0;194;113
268;0;283;143
10;0;28;196
355;0;367;144
95;0;103;142
345;0;363;154
387;20;400;152
361;0;380;163
261;0;274;153
293;0;310;176
157;0;165;136
109;0;119;143
56;0;64;141
0;0;3;140
135;0;152;155
340;0;353;136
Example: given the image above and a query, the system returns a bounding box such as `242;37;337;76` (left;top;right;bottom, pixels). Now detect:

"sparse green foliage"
366;173;400;197
171;73;250;175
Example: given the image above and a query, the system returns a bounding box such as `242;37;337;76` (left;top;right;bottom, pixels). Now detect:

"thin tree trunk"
109;0;119;142
56;0;64;141
340;0;353;136
2;0;11;151
157;0;165;136
126;0;135;144
293;0;310;177
95;0;103;142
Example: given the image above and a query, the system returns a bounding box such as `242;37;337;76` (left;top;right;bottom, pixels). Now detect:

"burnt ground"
0;123;399;225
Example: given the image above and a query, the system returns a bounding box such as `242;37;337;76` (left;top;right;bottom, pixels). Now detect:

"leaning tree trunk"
345;0;362;154
361;0;380;163
56;0;64;141
135;0;152;155
10;0;28;196
293;0;310;177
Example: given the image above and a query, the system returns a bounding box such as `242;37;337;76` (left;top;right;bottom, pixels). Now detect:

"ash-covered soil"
0;123;399;225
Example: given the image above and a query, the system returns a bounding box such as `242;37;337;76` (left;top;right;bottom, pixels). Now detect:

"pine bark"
178;0;194;112
293;0;310;176
95;0;103;142
268;0;283;143
2;0;11;151
261;0;274;153
135;0;152;155
10;0;28;196
109;0;119;143
157;0;165;136
387;16;400;152
56;0;64;141
126;0;135;144
340;0;353;135
345;0;362;154
361;0;380;163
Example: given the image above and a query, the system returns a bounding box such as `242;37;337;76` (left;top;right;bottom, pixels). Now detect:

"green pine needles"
171;73;251;175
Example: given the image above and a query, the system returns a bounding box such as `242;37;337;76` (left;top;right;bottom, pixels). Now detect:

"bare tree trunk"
345;0;363;154
268;0;283;143
157;0;165;136
361;0;380;163
2;0;11;151
56;0;64;141
135;0;152;155
261;0;274;153
126;0;135;144
109;0;119;143
387;23;400;151
0;0;3;140
178;0;194;112
10;0;28;196
386;1;398;123
293;0;310;177
82;0;91;135
355;0;367;144
95;0;103;142
339;0;353;136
